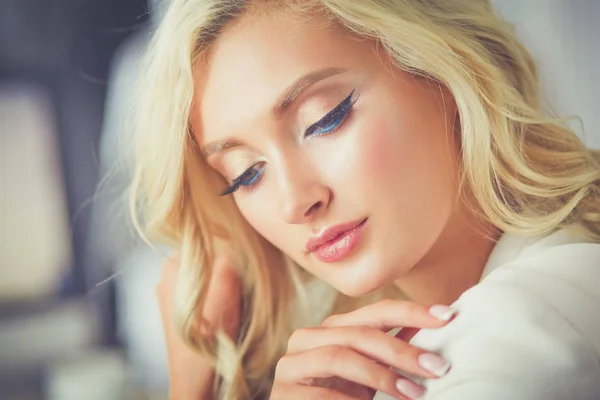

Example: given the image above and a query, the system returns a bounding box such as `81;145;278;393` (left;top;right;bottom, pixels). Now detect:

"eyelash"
219;90;357;196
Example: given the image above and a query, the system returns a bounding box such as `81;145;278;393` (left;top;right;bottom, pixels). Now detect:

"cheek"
358;110;459;220
237;202;271;238
361;121;403;178
236;199;294;254
358;117;421;190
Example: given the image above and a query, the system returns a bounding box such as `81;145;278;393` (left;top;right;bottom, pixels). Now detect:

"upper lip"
305;218;367;253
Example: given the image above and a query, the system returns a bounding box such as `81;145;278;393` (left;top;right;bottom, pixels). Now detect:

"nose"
275;157;331;225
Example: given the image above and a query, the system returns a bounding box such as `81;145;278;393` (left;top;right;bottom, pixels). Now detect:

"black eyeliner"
219;163;262;196
220;90;357;196
219;171;247;196
219;182;239;196
304;90;355;137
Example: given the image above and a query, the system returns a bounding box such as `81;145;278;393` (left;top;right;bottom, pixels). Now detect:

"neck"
394;210;501;306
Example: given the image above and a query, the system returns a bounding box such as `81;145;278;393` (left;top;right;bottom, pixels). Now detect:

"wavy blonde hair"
130;0;600;398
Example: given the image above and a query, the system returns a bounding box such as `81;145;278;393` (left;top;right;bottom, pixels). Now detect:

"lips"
306;218;367;262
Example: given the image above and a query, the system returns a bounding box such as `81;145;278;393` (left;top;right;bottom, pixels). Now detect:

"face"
193;10;462;297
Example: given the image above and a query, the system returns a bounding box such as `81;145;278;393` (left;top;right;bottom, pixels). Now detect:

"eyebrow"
201;67;350;158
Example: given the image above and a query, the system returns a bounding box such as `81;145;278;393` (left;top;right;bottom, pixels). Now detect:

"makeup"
309;218;367;263
219;90;357;196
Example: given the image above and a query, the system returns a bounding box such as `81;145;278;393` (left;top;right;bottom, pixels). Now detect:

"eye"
219;163;265;196
304;90;356;137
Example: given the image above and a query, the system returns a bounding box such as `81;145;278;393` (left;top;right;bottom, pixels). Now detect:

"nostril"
305;201;322;217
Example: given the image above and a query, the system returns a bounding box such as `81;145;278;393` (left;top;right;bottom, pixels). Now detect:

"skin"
157;254;240;399
193;10;499;304
163;7;503;399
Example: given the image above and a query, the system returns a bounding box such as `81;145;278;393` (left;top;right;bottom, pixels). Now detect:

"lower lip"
312;219;367;263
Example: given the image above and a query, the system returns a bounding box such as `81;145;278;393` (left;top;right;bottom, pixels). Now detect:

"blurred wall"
493;0;600;148
0;85;72;300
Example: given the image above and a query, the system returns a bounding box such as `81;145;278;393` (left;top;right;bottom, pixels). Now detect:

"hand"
270;300;457;400
157;251;241;400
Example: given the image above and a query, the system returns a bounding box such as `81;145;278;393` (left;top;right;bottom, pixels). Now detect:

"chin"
334;276;388;298
317;258;393;298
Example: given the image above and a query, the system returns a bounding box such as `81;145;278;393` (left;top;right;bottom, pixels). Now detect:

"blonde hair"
130;0;600;398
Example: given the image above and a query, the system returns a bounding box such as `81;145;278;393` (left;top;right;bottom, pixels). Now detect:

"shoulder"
411;229;600;399
477;227;600;348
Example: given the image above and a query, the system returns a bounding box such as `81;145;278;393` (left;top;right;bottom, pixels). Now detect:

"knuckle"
322;313;340;326
287;327;311;350
322;345;347;365
358;360;397;390
391;342;420;367
273;355;289;378
378;371;400;393
351;360;393;392
350;325;373;340
405;345;424;363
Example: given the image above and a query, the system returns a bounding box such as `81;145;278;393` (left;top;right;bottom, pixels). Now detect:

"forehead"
192;10;379;144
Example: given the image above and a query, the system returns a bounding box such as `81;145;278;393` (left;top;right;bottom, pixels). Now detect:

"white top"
375;227;600;399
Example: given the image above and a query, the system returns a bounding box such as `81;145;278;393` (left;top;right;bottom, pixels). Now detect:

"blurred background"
0;1;598;399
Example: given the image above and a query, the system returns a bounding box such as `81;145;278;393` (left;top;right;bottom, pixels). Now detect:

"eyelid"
219;90;358;196
219;162;264;196
304;90;356;137
234;163;260;184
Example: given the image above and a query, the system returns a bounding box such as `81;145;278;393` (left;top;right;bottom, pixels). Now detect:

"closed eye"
219;90;357;196
304;90;355;137
219;162;265;196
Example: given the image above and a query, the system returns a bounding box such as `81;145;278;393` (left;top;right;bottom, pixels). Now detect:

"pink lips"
306;218;367;263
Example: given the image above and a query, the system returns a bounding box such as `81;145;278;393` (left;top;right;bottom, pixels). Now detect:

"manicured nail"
396;378;425;399
428;305;457;321
418;353;451;377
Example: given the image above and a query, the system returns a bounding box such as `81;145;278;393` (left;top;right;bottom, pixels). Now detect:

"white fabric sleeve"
412;242;600;400
414;281;600;399
375;242;600;400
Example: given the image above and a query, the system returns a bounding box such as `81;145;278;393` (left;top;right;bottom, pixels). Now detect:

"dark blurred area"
0;1;598;399
0;1;171;399
0;0;146;314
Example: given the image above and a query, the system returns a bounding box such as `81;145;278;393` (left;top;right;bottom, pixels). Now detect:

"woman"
130;0;600;399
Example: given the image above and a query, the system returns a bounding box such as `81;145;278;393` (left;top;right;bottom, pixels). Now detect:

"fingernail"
418;353;451;377
396;378;425;399
428;305;457;321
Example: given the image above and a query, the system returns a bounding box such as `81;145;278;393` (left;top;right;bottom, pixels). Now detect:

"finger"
161;252;241;340
321;299;457;331
156;259;178;322
156;257;178;298
201;254;241;338
159;251;181;281
311;377;375;400
275;345;425;400
287;326;450;379
270;383;359;400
